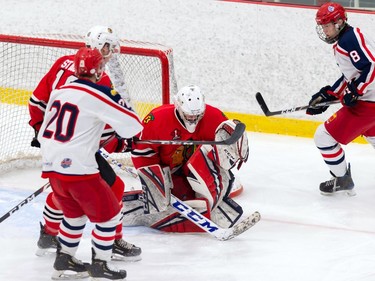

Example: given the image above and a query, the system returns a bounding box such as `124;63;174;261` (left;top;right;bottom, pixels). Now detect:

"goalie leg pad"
211;196;243;228
122;191;146;226
186;146;230;209
137;164;172;214
149;199;211;233
122;196;212;233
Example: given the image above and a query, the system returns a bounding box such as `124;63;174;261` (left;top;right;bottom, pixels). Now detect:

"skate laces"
71;256;85;265
116;239;134;250
105;260;122;273
325;178;336;187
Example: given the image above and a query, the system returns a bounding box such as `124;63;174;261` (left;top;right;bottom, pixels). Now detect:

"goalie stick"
0;182;50;223
256;92;340;116
170;195;260;241
101;151;261;241
134;121;246;146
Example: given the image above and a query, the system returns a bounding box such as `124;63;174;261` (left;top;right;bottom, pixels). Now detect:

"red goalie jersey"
131;104;228;173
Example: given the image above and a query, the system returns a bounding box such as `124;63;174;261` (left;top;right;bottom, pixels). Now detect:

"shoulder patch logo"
143;113;155;124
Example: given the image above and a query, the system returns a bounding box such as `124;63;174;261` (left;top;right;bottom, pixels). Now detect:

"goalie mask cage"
0;33;178;174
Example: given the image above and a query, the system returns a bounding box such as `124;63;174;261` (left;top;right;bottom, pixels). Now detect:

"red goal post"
0;33;178;173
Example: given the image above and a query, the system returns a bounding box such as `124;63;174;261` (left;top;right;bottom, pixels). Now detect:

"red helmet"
74;47;104;78
316;2;347;25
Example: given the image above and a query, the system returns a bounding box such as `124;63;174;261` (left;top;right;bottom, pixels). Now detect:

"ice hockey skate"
111;238;142;262
319;164;355;196
51;250;89;280
87;248;127;280
35;222;59;256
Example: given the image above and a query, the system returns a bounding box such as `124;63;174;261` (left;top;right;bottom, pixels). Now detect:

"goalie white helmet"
85;26;120;58
174;85;206;133
215;119;249;170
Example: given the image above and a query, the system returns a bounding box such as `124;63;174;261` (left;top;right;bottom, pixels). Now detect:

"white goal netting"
0;34;178;174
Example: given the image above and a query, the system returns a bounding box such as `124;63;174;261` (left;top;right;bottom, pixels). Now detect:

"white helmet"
85;26;120;57
174;85;206;133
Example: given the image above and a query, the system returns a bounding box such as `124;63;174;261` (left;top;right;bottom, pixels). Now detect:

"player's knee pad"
137;164;172;214
314;124;337;148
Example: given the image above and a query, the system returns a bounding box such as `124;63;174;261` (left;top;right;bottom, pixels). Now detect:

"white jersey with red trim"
331;26;375;101
38;79;143;179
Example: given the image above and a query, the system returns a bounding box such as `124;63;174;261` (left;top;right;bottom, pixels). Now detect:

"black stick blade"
255;92;271;116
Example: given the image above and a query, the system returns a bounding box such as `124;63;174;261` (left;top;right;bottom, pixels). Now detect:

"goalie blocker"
123;119;249;233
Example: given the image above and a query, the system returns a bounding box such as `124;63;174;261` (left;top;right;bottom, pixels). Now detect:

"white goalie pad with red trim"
137;164;172;214
186;144;232;210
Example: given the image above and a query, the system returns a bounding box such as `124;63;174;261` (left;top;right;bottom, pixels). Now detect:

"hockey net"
0;33;178;174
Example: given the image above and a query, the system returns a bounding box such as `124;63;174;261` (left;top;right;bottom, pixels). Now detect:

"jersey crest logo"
110;89;118;96
171;129;181;140
143;113;155;124
60;158;72;168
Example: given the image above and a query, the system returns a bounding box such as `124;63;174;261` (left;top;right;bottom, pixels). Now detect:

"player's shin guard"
58;216;87;257
314;124;348;177
92;211;121;261
43;192;64;235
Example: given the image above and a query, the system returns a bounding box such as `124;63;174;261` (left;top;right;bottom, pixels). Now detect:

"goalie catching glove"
214;119;249;170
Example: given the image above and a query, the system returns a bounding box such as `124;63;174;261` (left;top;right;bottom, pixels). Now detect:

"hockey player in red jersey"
126;85;249;232
306;2;375;195
38;47;142;280
29;26;142;261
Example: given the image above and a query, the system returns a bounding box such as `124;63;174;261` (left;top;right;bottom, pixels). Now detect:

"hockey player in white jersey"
32;26;142;262
38;46;143;280
306;2;375;195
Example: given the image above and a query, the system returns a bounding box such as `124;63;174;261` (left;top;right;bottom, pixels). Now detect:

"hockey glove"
31;129;40;148
306;86;338;115
113;134;133;153
103;133;133;153
341;81;362;107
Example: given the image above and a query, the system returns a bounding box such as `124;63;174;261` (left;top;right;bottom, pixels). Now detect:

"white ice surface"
1;132;375;281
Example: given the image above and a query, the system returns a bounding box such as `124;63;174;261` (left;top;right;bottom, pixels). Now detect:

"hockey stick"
99;148;138;178
134;122;246;146
0;182;50;223
256;92;340;116
170;195;260;241
101;151;261;241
